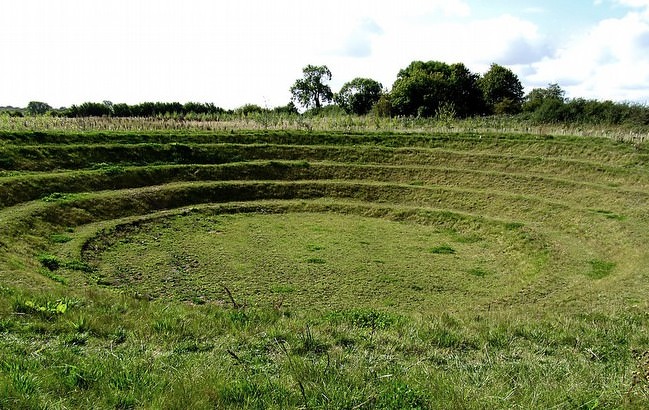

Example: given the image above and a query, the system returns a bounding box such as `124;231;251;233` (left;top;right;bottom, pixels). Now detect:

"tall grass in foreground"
2;113;648;143
1;286;648;409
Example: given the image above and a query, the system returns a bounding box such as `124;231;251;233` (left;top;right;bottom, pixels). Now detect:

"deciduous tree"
290;65;334;110
335;77;383;115
390;61;484;117
26;101;52;115
523;83;565;112
523;83;567;123
479;64;524;114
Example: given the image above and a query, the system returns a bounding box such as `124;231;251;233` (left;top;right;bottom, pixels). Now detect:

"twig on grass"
227;349;244;365
222;284;242;309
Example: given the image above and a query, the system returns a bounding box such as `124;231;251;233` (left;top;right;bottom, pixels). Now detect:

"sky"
2;0;649;109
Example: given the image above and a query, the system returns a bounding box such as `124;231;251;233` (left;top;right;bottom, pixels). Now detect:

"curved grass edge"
2;129;649;407
3;160;648;210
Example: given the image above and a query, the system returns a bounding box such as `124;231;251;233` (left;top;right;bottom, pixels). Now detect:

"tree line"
289;62;649;127
289;62;527;117
3;100;299;119
4;60;649;128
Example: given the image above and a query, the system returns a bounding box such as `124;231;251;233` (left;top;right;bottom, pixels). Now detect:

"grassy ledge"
1;129;649;408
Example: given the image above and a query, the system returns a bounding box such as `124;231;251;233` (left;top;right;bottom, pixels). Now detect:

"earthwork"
1;129;649;408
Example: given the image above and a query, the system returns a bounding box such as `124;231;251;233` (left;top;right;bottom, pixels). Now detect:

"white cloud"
528;9;649;101
339;19;384;58
2;0;647;107
359;13;550;88
523;7;546;14
611;0;649;7
0;0;476;108
0;0;348;107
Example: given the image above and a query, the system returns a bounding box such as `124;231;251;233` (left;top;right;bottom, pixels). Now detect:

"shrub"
38;254;61;271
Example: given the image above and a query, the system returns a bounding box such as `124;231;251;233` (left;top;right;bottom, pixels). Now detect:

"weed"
112;327;128;345
11;372;40;396
41;192;77;202
337;308;399;330
95;163;126;175
295;326;329;355
63;332;89;346
63;260;94;273
377;381;430;409
0;318;15;331
306;243;324;251
271;285;296;294
173;340;215;354
430;244;456;254
49;233;73;243
468;267;489;277
13;298;68;318
588;259;615;279
70;315;91;333
62;364;99;390
37;254;60;271
505;222;524;230
593;209;626;221
426;324;471;349
629;350;649;398
38;268;67;284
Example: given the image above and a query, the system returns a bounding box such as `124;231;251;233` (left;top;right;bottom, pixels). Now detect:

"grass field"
2;112;648;143
1;126;649;408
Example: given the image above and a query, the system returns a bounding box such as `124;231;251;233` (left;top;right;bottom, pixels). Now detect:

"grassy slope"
1;129;648;409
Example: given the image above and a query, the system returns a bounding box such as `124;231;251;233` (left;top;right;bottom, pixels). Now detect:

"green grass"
588;259;616;279
82;212;533;312
430;244;456;254
1;295;646;408
1;127;649;408
1;112;648;143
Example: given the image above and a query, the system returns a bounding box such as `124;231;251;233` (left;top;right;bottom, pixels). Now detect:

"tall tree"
448;63;486;117
290;65;334;110
335;77;383;115
523;83;567;123
523;83;565;112
479;64;524;114
26;101;52;115
390;61;484;117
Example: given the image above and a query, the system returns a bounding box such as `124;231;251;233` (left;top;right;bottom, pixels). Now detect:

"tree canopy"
12;59;649;128
26;101;52;115
479;63;524;114
523;83;565;112
390;61;484;118
290;65;334;110
335;78;383;115
63;101;226;117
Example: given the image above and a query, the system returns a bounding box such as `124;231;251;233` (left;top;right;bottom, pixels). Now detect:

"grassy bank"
1;128;648;408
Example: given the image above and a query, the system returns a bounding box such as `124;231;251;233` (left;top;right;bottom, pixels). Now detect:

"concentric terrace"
1;130;648;408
